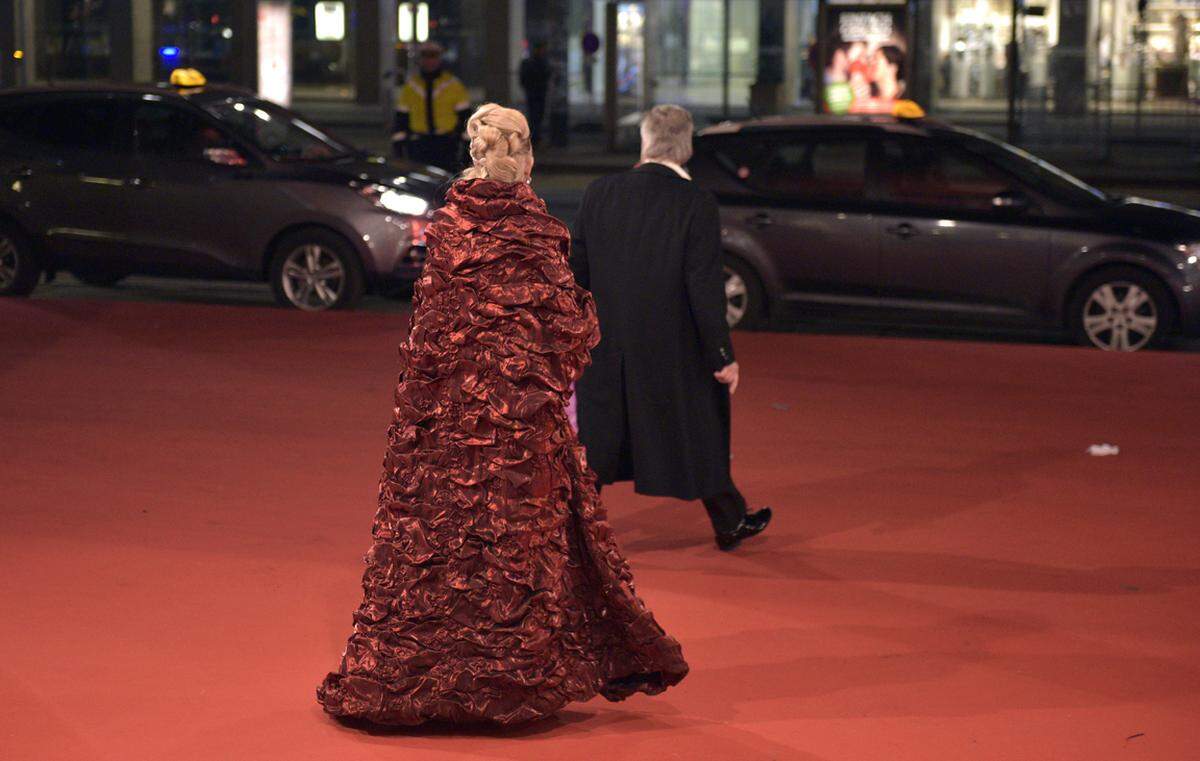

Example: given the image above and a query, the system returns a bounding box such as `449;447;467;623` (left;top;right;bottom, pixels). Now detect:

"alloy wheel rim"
0;235;17;290
281;244;345;311
724;266;748;327
1082;281;1157;352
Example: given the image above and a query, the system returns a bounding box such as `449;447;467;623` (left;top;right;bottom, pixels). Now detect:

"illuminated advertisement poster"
258;0;292;107
822;3;908;114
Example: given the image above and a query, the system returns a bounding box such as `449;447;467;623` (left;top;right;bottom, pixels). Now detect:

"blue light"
159;46;181;59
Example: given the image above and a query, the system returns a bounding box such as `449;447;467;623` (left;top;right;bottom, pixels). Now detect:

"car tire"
0;222;41;297
723;255;767;330
1068;266;1175;351
269;229;365;311
72;269;125;288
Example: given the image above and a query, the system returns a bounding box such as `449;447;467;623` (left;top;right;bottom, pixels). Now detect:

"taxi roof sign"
892;100;926;120
170;68;207;88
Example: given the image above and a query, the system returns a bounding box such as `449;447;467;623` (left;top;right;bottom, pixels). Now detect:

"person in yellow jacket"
392;41;472;171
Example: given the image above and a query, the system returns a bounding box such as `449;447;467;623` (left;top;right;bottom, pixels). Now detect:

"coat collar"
634;161;692;181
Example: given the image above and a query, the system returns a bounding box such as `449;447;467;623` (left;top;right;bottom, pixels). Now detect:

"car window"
948;130;1108;206
0;98;39;144
133;101;228;160
0;97;119;152
810;140;868;197
710;132;870;202
204;98;351;162
876;135;1014;212
757;138;868;200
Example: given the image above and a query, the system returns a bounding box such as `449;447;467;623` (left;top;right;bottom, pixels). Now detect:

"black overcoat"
570;163;735;500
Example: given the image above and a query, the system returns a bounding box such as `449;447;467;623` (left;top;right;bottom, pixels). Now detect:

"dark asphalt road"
26;273;1199;353
16;174;1200;353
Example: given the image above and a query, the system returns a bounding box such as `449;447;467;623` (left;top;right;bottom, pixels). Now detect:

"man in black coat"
570;105;771;551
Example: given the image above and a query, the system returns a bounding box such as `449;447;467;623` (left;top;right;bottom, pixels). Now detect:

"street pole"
0;0;15;88
642;0;656;114
1006;0;1021;144
604;1;618;152
1135;24;1146;139
815;0;827;114
354;0;382;107
231;0;259;92
721;0;732;120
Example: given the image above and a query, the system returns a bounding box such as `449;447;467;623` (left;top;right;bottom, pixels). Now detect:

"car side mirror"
203;147;248;168
992;189;1031;214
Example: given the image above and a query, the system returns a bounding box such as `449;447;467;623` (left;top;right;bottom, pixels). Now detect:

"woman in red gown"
317;104;688;726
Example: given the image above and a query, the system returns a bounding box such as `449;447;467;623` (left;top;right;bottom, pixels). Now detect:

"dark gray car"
692;116;1200;351
0;83;448;310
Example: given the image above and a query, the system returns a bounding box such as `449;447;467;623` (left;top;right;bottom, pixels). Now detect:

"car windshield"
203;97;354;162
948;129;1109;205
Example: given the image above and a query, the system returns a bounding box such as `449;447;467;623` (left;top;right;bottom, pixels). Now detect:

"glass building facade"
5;0;1200;147
1099;0;1200;103
154;0;237;83
291;0;356;99
36;0;114;82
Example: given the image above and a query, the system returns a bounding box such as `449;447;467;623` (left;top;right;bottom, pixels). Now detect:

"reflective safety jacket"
394;69;470;138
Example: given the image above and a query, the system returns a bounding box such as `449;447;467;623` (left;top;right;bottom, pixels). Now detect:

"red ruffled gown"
317;179;689;725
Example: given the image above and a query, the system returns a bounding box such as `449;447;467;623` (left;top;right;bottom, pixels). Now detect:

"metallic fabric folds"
317;179;688;726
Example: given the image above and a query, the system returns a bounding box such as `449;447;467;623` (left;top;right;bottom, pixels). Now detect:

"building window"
568;0;765;114
155;0;237;83
933;0;1015;104
930;0;1062;108
1099;0;1200;102
564;1;817;134
37;0;112;81
293;0;356;100
681;0;760;109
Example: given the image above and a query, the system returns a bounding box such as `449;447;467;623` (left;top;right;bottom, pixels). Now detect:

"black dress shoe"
715;507;772;551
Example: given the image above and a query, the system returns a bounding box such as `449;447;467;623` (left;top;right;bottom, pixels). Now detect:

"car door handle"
5;166;33;177
747;211;773;228
885;222;917;239
126;177;149;189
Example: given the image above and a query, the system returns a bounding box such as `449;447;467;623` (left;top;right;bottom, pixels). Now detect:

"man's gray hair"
640;105;694;165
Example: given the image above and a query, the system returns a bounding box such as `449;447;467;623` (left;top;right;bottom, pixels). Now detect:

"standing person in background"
519;41;552;147
570;105;772;552
804;37;820;102
392;41;471;171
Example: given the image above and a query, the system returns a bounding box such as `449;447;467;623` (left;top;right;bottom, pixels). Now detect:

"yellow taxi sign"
892;100;926;120
169;68;207;88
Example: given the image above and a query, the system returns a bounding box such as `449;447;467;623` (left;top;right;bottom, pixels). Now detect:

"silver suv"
0;83;447;310
693;116;1200;351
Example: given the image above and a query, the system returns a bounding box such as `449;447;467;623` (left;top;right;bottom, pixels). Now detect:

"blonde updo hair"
461;103;533;183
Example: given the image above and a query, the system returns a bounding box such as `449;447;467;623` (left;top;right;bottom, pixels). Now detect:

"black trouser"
595;484;747;535
702;487;748;535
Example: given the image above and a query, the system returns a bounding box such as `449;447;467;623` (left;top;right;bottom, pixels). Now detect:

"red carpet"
3;298;1199;760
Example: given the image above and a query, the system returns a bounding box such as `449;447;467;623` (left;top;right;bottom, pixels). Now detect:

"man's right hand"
714;362;740;395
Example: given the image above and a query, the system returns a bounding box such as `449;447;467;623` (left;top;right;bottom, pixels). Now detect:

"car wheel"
269;229;365;312
72;269;125;287
1068;267;1174;351
723;256;766;330
0;222;41;297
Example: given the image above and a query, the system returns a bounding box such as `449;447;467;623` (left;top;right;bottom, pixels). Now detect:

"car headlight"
361;184;429;216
